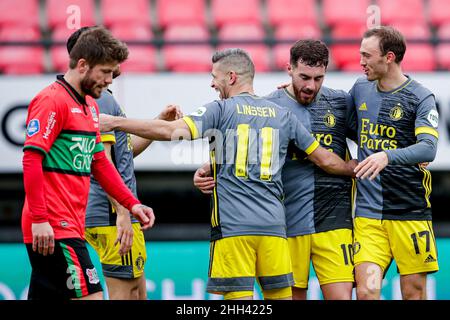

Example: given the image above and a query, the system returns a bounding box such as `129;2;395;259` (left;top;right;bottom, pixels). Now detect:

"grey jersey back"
86;91;138;227
184;93;318;240
350;77;438;220
265;88;355;236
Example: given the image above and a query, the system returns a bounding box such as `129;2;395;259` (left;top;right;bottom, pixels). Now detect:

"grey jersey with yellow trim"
86;90;138;227
265;87;356;236
184;93;318;240
350;76;439;220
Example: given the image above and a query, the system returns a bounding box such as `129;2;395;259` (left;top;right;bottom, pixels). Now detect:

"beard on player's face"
80;69;104;98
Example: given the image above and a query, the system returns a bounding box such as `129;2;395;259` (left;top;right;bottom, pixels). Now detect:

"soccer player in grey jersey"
351;26;439;300
99;48;357;300
195;40;358;300
265;40;357;300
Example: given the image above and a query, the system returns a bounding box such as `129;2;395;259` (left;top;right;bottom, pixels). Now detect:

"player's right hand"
31;222;55;256
193;168;215;194
131;204;155;230
115;210;134;256
158;105;183;121
99;113;120;132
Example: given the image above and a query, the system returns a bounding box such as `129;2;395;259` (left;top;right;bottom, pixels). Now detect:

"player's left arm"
355;95;439;180
100;114;192;141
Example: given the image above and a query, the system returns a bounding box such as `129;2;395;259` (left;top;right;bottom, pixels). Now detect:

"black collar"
56;74;87;106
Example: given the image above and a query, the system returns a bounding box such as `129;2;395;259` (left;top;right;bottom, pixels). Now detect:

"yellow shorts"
85;223;147;279
353;217;439;275
288;228;354;288
207;236;293;296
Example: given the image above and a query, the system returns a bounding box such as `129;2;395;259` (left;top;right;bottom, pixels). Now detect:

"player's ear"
77;58;89;74
287;63;293;76
385;51;396;64
228;70;237;85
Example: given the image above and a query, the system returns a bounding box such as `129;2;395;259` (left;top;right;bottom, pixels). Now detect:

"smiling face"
288;61;326;105
80;62;116;98
360;36;390;81
210;62;231;100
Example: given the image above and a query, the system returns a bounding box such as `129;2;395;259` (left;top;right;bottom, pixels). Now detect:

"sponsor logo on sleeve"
26;119;40;137
427;110;439;128
43;112;56;140
190;106;207;117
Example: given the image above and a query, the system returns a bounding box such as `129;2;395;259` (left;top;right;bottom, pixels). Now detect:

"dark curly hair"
290;39;329;68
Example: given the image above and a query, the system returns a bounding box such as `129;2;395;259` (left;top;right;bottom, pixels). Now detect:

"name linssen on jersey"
360;118;398;150
236;104;276;118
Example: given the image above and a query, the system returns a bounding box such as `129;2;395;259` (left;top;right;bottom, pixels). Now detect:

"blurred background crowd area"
0;0;450;74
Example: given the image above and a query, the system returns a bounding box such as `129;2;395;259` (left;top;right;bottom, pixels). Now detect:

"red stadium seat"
46;0;95;30
331;23;367;40
330;44;361;72
218;23;265;43
0;25;40;41
162;24;212;72
437;23;450;40
218;44;271;72
401;44;436;72
164;45;213;72
0;46;44;74
267;0;317;27
0;0;39;28
217;25;269;70
330;23;365;72
119;46;157;73
436;44;450;70
51;25;79;42
211;0;261;28
272;44;291;71
274;22;322;41
376;0;426;25
322;0;370;27
389;22;431;41
428;0;450;27
157;0;206;29
101;0;151;28
164;24;209;42
272;22;322;70
50;46;70;72
110;24;153;42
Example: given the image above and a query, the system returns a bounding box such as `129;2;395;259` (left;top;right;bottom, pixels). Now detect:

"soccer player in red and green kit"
21;26;155;300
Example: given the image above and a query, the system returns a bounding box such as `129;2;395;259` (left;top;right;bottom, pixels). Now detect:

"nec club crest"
86;268;100;284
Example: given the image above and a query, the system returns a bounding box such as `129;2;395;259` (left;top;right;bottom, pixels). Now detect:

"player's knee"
130;286;140;300
292;287;307;300
402;281;426;300
262;287;292;300
356;286;380;300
